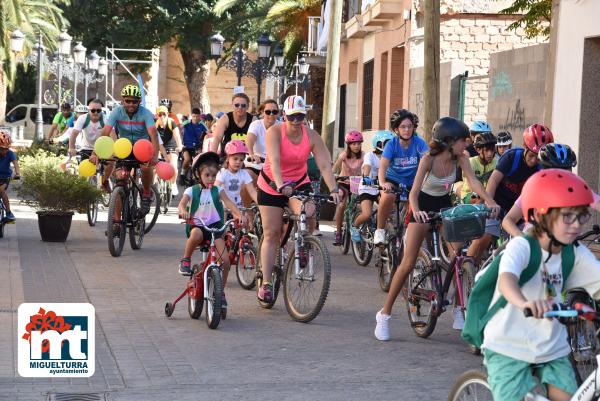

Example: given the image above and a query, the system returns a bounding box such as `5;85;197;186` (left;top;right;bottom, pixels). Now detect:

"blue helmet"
538;143;577;170
470;120;492;134
371;130;395;152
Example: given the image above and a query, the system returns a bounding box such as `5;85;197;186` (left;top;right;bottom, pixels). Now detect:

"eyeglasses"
89;109;102;113
398;125;414;130
286;113;305;122
234;103;248;109
561;211;591;225
123;99;140;105
264;109;279;116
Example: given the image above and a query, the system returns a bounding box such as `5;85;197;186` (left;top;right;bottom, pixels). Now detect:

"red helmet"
521;169;593;221
0;131;11;148
224;139;248;156
523;124;553;154
345;130;363;143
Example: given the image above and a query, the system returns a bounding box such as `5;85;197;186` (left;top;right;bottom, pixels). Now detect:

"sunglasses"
89;109;102;113
264;109;279;116
234;103;248;109
286;113;305;122
123;99;140;105
158;113;166;117
561;212;591;225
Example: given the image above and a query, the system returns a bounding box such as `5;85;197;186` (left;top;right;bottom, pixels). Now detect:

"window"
338;85;347;148
5;106;27;123
362;60;374;130
343;0;361;22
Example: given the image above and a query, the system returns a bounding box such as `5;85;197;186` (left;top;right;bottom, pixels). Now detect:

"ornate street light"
98;58;108;76
72;42;86;105
83;51;100;103
210;33;225;60
56;30;72;105
10;29;26;53
298;57;310;76
257;33;272;60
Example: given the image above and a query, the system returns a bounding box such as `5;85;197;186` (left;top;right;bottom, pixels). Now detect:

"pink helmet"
225;139;248;156
345;130;363;143
523;124;553;154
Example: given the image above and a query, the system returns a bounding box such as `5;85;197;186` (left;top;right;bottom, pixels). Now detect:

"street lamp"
83;50;99;104
56;30;72;106
10;29;25;53
273;44;286;105
72;42;86;106
210;33;225;60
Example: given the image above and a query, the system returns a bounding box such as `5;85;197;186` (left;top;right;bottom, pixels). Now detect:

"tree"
0;0;70;117
499;0;552;39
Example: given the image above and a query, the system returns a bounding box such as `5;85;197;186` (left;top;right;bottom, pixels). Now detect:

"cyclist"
482;169;600;401
159;98;183;132
203;113;215;132
156;105;182;196
246;99;280;179
496;130;512;157
68;99;108;162
466;120;493;157
351;130;394;242
374;117;500;341
92;84;159;216
0;131;20;222
256;95;339;303
180;107;207;185
374;109;427;245
211;93;255;155
332;130;364;245
46;102;74;143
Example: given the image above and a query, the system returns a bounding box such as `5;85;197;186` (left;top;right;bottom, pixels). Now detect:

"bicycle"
333;175;354;254
0;177;18;238
164;219;235;329
448;303;600;401
405;205;489;338
224;206;259;290
256;190;333;322
157;176;172;215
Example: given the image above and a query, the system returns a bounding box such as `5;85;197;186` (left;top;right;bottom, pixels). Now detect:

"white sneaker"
374;229;387;245
375;310;391;341
171;184;179;197
452;306;465;330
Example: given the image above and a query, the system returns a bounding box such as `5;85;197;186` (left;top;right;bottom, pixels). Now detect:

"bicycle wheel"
283;235;331;323
188;266;204;319
256;236;283;309
405;248;439;338
205;266;223;329
129;186;145;250
86;176;99;226
351;210;374;267
235;237;257;290
447;370;493;401
107;187;127;257
566;291;600;384
43;89;55;105
144;184;160;234
460;259;479;354
378;235;399;292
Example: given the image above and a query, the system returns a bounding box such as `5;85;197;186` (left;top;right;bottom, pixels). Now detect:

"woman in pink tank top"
256;95;340;304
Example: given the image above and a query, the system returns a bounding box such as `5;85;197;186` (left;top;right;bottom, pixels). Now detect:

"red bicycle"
164;219;235;329
224;206;259;290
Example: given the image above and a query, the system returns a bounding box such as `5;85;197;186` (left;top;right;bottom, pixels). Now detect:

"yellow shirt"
461;156;497;201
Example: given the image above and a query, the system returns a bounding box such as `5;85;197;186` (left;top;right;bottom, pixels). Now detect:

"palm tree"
1;0;69;117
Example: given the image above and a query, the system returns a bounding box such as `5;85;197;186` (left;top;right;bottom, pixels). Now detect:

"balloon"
113;138;133;159
133;139;154;162
79;159;96;177
94;136;114;159
156;161;175;180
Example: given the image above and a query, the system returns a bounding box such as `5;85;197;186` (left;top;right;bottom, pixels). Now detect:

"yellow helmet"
156;105;169;115
121;84;141;98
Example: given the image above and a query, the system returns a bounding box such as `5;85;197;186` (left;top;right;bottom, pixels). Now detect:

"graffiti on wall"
499;99;528;133
490;71;513;100
414;92;424;118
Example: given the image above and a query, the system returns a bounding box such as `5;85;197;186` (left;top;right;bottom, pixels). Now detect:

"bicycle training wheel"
205;266;223;329
236;237;257;290
405;248;439;338
86;176;99;226
188;267;204;319
447;370;493;401
129;186;145;250
283;235;331;323
378;235;399;292
107;187;127;257
256;236;283;309
351;210;374;267
144;184;160;234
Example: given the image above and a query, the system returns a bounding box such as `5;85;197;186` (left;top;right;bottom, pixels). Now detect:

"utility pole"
423;0;440;141
320;0;343;152
543;0;560;126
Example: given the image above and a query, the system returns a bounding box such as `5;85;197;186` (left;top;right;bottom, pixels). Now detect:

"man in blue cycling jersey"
91;84;159;213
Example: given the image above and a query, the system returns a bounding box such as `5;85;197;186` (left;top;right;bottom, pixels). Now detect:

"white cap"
283;95;306;115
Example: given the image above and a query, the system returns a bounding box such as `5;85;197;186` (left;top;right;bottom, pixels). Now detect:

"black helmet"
473;132;497;148
538;143;577;170
390;109;418;131
432;117;470;143
192;152;220;179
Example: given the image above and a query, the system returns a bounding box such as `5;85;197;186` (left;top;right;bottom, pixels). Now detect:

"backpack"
504;148;540;178
82;113;105;130
185;185;223;238
461;235;575;348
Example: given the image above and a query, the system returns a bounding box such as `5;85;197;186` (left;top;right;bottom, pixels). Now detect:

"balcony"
362;0;404;26
345;14;378;38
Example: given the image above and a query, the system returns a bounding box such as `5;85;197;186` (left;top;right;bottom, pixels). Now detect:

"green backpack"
461;235;575;348
82;113;105;130
185;185;223;237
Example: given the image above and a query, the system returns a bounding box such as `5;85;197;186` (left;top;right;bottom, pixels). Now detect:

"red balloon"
133;139;154;162
156;161;175;180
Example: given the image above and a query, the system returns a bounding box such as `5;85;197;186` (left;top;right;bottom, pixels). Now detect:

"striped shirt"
107;105;155;143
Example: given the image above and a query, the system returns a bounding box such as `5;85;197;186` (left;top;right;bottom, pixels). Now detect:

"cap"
283;95;306;115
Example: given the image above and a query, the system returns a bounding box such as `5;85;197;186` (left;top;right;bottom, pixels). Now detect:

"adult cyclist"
91;84;159;215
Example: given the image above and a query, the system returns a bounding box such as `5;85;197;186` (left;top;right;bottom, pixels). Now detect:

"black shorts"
189;224;224;240
409;191;452;223
78;149;93;161
183;147;199;158
163;139;177;152
257;182;312;209
357;192;379;203
0;178;10;190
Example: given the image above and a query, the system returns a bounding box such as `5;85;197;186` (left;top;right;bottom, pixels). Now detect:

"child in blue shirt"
180;108;208;182
0;132;21;221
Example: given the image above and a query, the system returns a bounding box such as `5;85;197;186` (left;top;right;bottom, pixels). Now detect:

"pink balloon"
156;161;175;180
133;139;154;162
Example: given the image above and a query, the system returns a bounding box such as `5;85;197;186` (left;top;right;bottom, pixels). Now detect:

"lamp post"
57;30;72;105
97;58;108;100
84;50;100;104
72;42;86;106
272;44;285;105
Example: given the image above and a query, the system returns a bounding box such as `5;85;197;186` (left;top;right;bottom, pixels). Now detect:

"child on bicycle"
178;151;245;311
0;131;20;222
180;107;207;185
350;130;394;242
215;140;258;208
482;169;600;401
332;130;364;245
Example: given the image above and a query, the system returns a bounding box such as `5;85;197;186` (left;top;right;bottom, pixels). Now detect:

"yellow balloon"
79;159;96;178
114;138;133;159
94;136;114;159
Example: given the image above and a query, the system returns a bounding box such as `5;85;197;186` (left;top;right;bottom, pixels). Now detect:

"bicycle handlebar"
179;218;236;235
576;224;600;242
291;190;334;203
524;303;599;321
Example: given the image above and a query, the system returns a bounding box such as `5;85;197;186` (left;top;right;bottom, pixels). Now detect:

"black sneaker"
141;191;153;215
178;258;192;276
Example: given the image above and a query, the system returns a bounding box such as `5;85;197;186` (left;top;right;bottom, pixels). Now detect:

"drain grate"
48;393;109;401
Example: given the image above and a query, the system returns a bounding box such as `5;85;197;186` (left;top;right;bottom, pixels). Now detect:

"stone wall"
487;44;548;147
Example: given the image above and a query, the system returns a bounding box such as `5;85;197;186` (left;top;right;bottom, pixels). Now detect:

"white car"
1;104;58;141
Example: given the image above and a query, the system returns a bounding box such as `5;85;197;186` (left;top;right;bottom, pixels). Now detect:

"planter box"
37;211;74;242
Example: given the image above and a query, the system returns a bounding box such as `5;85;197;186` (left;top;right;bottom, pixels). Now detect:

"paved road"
0;196;483;401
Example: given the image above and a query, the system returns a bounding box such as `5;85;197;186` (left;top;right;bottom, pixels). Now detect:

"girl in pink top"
256;95;339;304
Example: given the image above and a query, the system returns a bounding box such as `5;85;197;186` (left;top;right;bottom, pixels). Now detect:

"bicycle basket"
441;204;487;242
349;176;361;194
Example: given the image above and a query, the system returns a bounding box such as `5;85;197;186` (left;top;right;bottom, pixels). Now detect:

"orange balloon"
156;161;175;180
132;139;154;162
